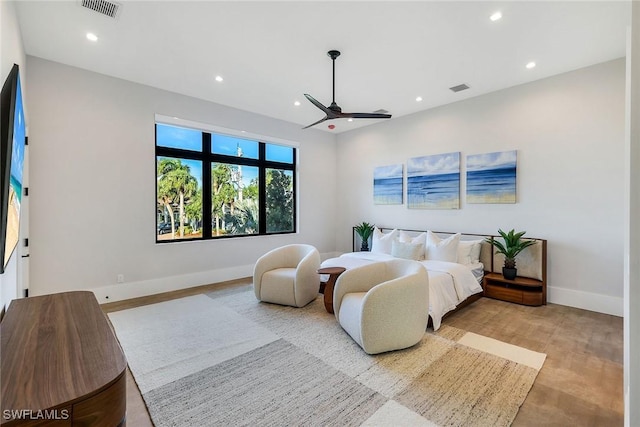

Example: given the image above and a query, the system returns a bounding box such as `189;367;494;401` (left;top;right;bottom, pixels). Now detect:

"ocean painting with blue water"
466;150;517;204
407;152;460;209
373;164;403;205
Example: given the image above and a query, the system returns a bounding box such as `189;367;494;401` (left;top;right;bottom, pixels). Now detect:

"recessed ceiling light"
490;11;502;22
294;101;301;106
526;61;536;69
215;75;224;82
86;32;98;42
416;96;423;102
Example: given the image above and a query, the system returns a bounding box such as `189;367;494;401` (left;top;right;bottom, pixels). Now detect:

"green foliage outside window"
156;123;295;242
266;169;294;233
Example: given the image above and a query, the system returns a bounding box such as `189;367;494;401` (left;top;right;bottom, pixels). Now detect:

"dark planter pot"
502;267;517;280
360;241;370;252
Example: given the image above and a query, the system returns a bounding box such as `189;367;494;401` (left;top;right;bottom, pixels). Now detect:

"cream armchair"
333;259;429;354
253;244;321;308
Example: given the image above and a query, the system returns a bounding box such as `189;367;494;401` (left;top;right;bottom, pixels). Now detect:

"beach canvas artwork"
407;152;460;209
373;164;403;205
466;150;517;204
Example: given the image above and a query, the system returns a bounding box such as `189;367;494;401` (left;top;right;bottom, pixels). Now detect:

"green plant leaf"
486;229;537;266
354;222;375;240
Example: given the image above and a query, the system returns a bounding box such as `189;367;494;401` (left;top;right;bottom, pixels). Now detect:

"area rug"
108;289;546;427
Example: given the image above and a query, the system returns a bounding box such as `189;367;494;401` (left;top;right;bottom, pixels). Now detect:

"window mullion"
259;143;266;234
202;133;212;239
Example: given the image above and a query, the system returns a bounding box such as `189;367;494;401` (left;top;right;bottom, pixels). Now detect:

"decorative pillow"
426;231;461;262
371;228;398;255
398;231;427;259
391;241;425;261
457;240;483;265
470;240;483;264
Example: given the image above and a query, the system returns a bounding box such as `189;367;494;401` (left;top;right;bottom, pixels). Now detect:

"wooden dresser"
1;291;127;426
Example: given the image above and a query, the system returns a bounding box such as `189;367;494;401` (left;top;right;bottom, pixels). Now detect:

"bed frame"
352;227;548;323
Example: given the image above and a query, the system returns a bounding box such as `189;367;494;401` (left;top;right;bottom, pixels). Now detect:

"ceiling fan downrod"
327;50;341;113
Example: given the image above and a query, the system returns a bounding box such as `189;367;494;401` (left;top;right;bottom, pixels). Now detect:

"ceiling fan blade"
304;94;333;115
344;112;393;119
302;115;330;129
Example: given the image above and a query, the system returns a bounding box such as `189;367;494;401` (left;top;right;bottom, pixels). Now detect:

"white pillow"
371;228;398;255
426;231;461;262
398;231;427;259
391;240;425;261
457;240;483;265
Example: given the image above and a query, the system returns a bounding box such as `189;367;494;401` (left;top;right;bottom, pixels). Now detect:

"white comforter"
321;253;483;330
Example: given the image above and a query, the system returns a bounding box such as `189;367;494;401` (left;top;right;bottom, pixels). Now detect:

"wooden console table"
1;291;127;426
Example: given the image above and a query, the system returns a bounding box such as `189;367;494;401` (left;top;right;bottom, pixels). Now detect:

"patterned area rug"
108;289;546;427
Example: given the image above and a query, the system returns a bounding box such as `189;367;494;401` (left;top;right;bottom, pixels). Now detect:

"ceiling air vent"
373;109;389;114
80;0;121;19
449;84;470;93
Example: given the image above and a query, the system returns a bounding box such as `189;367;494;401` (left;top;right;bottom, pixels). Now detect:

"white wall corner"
548;286;623;317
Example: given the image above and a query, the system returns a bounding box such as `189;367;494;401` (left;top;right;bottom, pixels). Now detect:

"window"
156;123;296;242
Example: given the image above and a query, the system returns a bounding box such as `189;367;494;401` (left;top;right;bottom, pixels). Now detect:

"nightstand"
483;272;546;306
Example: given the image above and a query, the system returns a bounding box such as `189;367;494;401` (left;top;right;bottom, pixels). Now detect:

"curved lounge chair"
253;244;321;308
333;258;429;354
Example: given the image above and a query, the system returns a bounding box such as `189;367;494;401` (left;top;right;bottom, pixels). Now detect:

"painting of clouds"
407;152;460;209
374;164;403;205
466;150;517;204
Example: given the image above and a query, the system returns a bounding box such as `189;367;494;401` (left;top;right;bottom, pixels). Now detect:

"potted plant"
354;222;375;251
485;229;537;280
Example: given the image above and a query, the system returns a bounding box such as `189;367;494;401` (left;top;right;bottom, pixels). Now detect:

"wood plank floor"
102;278;623;426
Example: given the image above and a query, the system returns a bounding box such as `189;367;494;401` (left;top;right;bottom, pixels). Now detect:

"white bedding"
320;252;483;330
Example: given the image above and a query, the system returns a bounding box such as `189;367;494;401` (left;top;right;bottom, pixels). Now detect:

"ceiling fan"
303;50;392;129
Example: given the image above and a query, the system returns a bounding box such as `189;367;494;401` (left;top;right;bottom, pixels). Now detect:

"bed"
320;228;493;330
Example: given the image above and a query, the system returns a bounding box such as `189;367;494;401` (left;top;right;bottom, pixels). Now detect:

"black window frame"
155;123;297;243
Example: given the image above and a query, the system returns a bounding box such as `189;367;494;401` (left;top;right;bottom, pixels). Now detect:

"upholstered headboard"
353;227;547;282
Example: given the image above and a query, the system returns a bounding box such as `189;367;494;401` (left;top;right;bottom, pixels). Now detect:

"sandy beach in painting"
4;186;20;265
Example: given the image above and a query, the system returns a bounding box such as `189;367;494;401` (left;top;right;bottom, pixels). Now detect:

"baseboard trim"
91;252;340;304
548;285;623;317
91;264;254;304
89;259;623;317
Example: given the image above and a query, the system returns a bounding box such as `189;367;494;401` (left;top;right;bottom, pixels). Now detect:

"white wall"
0;0;27;311
624;3;639;424
336;59;626;316
26;57;337;303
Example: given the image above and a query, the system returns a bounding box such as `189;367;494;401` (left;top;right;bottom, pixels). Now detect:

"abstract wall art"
407;152;460;209
466;150;517;204
373;164;403;205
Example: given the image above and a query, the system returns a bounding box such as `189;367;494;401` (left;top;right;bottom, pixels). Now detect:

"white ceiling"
14;1;631;133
